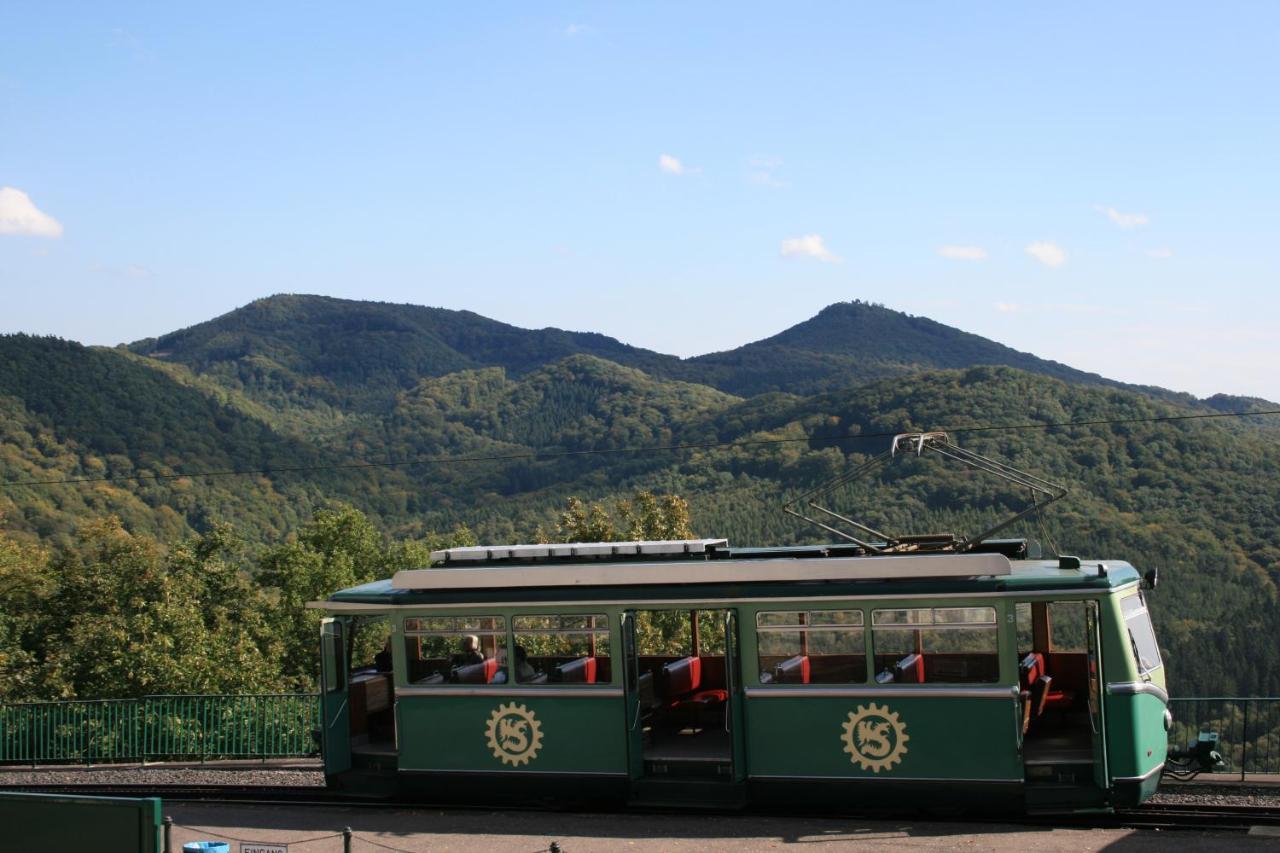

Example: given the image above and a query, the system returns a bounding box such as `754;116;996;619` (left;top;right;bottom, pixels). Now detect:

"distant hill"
127;295;1200;408
128;295;683;413
680;301;1181;398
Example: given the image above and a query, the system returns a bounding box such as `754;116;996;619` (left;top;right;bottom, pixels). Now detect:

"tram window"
637;610;694;656
1016;601;1088;655
1016;603;1034;658
696;610;726;655
323;628;344;694
871;607;999;684
756;610;865;684
512;614;611;684
402;615;506;685
635;610;726;658
1121;593;1163;675
1047;602;1088;653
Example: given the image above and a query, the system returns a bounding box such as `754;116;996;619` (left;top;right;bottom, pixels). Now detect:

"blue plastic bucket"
182;843;229;853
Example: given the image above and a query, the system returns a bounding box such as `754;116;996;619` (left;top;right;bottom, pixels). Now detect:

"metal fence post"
1241;700;1250;781
163;816;172;853
344;826;352;853
29;704;36;768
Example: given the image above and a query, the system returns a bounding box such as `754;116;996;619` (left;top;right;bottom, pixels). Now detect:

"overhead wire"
2;407;1277;490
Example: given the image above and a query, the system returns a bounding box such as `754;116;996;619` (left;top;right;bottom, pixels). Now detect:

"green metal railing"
3;692;1276;774
1168;697;1280;777
0;694;320;765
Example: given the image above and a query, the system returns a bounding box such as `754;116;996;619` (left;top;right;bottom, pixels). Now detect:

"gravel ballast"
0;765;323;787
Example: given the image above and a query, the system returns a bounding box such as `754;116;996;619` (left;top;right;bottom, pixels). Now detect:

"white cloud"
994;302;1025;314
1147;247;1174;259
1095;204;1150;229
659;154;687;175
747;157;789;188
564;23;590;37
781;234;841;263
938;245;988;261
1025;240;1067;267
749;171;789;189
0;187;63;237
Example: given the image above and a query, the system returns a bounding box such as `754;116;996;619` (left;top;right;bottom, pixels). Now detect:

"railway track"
3;782;1279;833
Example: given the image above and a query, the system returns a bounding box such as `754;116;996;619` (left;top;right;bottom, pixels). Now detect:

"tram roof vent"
429;538;729;565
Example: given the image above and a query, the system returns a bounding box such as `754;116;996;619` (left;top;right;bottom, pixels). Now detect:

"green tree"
0;524;52;701
36;518;281;698
258;504;474;689
543;491;694;543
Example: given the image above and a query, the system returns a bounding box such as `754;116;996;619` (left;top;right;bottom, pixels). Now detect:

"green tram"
310;537;1168;813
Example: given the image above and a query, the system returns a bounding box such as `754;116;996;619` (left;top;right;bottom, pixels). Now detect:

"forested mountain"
127;294;685;415
125;294;1188;407
681;301;1169;397
2;296;1280;699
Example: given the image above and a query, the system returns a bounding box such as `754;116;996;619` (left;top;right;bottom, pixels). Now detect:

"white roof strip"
429;538;729;564
393;553;1011;591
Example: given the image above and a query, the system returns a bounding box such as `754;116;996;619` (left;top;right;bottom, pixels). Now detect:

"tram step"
1024;761;1094;785
629;777;746;809
643;760;733;779
1024;781;1108;812
352;752;399;773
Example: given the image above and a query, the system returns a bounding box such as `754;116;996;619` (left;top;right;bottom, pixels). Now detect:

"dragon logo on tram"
841;702;909;772
485;702;544;766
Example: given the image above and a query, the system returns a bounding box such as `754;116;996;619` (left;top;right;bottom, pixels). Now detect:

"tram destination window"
512;614;611;685
756;610;865;684
403;616;506;685
1121;593;1163;675
872;606;999;684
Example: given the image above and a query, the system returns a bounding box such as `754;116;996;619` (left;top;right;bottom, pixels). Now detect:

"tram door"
722;610;747;783
1085;604;1108;789
1018;600;1106;796
622;608;745;789
622;611;644;780
320;617;352;776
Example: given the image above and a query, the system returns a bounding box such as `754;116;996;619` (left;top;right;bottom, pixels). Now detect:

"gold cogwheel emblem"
485;702;544;766
841;702;909;773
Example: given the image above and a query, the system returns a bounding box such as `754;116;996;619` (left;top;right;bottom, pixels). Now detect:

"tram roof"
310;542;1141;611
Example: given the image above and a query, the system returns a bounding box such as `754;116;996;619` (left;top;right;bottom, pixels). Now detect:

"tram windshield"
1121;594;1162;675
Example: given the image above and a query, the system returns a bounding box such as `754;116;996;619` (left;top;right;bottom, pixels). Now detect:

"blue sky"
2;3;1278;400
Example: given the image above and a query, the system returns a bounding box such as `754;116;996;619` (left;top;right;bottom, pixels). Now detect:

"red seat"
453;657;498;684
895;653;924;684
664;656;726;722
1019;653;1042;732
663;656;702;699
555;656;597;684
774;654;811;684
1024;653;1076;718
683;689;728;706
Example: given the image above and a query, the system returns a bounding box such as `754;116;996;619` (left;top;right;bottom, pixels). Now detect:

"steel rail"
2;782;1278;833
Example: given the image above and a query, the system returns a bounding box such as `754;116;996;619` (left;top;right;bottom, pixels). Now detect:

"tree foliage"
2;298;1280;700
542;491;693;543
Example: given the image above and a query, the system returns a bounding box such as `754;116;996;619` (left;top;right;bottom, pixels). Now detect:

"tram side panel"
740;599;1026;811
393;608;631;802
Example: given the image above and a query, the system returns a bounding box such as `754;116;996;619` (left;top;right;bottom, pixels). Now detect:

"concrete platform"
164;803;1277;853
